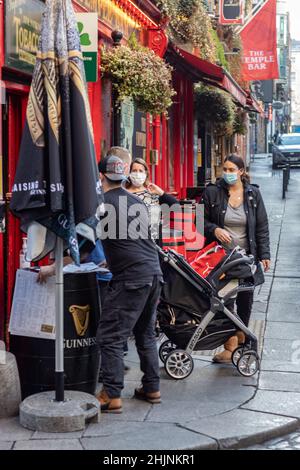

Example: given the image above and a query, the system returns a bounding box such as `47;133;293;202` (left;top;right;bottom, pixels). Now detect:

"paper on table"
63;262;110;274
9;269;56;340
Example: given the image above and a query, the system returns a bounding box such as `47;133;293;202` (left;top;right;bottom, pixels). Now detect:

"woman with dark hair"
126;158;177;239
201;154;271;363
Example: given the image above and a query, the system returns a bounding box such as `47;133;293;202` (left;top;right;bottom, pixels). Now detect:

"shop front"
0;0;166;340
165;44;248;198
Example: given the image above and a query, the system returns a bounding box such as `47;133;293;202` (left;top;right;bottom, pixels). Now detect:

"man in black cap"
97;155;163;413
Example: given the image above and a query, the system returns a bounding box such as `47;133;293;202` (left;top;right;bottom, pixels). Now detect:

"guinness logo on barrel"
69;304;90;336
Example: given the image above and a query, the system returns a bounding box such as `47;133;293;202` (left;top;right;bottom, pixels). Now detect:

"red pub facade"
0;0;254;340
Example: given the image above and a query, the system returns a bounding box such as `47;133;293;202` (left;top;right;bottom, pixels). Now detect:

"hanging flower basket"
101;43;176;115
156;0;217;62
234;109;248;135
195;85;236;136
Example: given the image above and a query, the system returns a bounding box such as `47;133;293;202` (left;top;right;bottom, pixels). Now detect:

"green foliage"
101;40;176;115
156;0;217;62
245;0;253;16
233;110;248;135
217;25;244;85
195;84;236;136
211;29;228;68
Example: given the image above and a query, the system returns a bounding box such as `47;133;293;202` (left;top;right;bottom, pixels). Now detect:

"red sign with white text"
240;0;279;81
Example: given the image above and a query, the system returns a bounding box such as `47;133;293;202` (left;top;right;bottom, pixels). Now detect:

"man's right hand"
214;227;232;245
37;265;55;284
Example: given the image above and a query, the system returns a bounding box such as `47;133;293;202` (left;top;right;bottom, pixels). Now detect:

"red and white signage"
240;0;279;81
219;0;244;25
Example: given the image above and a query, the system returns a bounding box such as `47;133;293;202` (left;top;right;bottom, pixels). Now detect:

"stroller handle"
208;255;255;283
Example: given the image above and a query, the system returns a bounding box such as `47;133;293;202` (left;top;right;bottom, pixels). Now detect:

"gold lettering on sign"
13;14;40;65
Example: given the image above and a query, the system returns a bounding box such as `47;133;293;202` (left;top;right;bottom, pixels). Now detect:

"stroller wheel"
232;347;244;367
165;350;194;380
237;350;259;377
159;340;177;363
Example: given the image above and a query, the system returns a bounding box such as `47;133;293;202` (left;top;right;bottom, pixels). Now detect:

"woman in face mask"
201;154;271;363
126;158;177;239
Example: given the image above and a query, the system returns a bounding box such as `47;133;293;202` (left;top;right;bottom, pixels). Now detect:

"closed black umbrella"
10;0;103;401
10;0;102;264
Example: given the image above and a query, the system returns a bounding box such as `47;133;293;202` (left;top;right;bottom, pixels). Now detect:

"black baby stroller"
157;246;259;380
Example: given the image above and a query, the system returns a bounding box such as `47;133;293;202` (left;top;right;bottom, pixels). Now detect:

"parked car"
272;133;300;169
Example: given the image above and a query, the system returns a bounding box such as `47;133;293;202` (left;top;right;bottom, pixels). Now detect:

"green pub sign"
5;1;98;82
5;0;44;74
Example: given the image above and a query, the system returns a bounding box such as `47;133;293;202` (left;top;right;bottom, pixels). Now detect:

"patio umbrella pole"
55;236;64;402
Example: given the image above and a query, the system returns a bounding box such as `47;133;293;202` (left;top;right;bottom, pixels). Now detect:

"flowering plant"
101;39;175;115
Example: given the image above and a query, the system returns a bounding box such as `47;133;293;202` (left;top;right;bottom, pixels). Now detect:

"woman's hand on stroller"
261;259;271;272
214;228;232;245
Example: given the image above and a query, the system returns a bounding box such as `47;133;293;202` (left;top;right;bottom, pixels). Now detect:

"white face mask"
130;171;147;187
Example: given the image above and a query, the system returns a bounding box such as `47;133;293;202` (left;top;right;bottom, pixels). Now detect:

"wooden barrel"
10;272;100;399
161;229;186;258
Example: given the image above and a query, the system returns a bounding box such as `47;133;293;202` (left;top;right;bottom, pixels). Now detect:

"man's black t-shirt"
100;187;162;281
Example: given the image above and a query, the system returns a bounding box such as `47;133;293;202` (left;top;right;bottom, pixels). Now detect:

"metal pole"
55;236;64;401
282;167;287;199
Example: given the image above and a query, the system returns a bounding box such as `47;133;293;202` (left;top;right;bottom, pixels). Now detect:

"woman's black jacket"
201;179;270;261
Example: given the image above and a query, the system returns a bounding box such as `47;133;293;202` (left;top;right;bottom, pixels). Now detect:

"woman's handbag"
254;261;265;286
189;241;226;278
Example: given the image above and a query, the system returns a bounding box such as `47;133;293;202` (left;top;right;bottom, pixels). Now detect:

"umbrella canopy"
10;0;103;264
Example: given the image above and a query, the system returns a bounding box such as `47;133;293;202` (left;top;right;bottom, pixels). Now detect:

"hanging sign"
76;13;98;82
219;0;244;25
240;0;279;81
5;0;44;74
76;0;140;39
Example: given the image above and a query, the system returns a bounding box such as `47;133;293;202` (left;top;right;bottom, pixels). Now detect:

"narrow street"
244;154;300;450
2;154;300;450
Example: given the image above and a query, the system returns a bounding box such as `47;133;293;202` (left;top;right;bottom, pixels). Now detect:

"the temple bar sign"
76;13;98;82
5;0;44;74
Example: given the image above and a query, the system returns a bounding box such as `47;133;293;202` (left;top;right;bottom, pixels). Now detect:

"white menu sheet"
9;270;56;340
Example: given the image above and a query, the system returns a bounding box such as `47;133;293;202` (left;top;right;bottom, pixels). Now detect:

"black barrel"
10;272;100;399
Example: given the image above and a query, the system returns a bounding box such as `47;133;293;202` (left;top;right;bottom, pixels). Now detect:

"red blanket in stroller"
188;242;226;278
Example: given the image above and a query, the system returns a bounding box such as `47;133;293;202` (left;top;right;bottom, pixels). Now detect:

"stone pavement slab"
264;322;300;340
182;409;297;449
267;303;300;323
0;442;13;450
32;430;83;440
246;431;300;450
14;439;83;450
259;371;300;393
260;337;300;373
242;390;300;418
0;418;33;441
81;422;217;450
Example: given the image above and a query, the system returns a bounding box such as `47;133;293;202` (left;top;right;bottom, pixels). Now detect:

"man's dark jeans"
97;275;162;398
